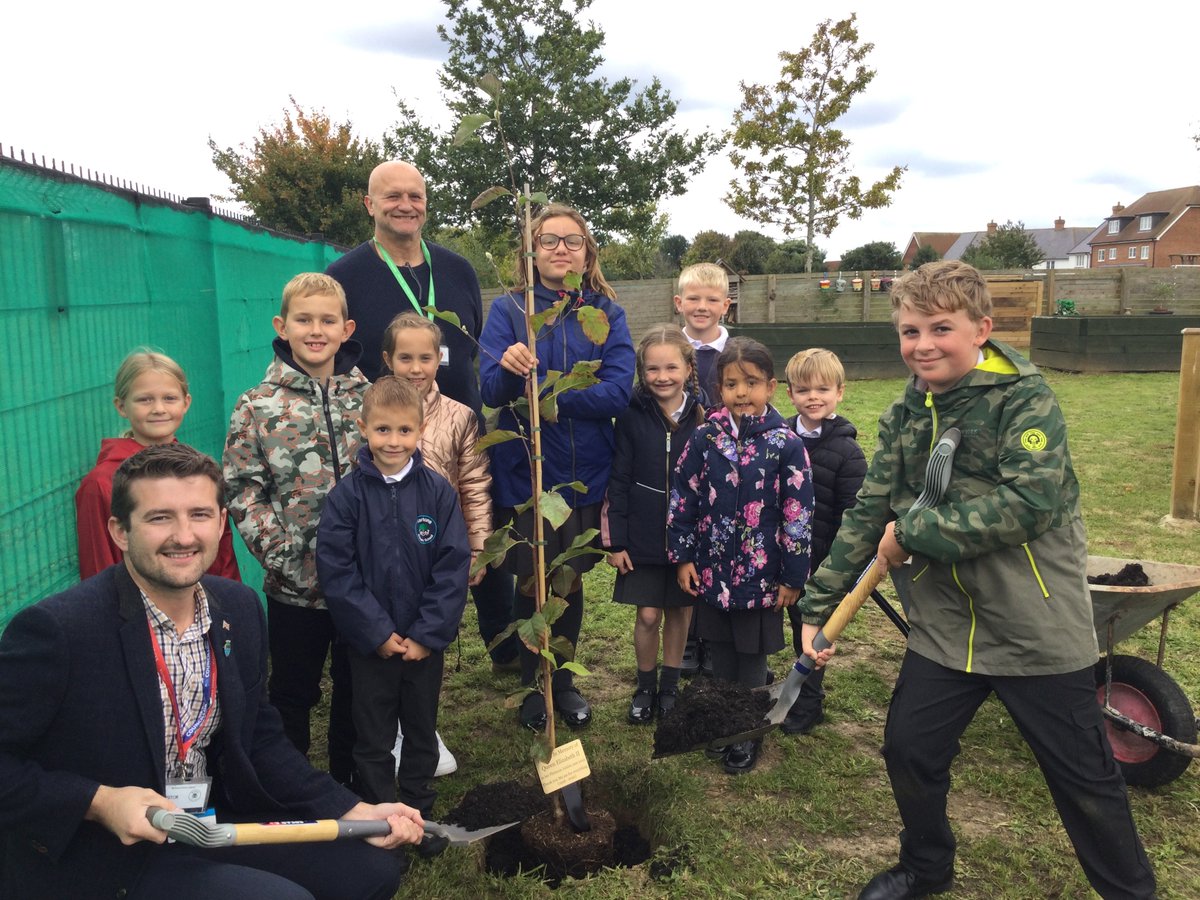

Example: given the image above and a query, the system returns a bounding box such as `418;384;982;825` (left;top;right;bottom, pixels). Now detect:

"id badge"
439;344;450;366
166;777;212;812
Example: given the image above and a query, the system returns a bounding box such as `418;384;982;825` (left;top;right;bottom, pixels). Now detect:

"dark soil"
652;677;774;755
1089;563;1150;587
520;805;617;880
444;779;551;830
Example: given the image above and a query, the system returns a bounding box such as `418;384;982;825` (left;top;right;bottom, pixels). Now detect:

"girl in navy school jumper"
667;337;815;774
602;326;705;725
479;203;635;731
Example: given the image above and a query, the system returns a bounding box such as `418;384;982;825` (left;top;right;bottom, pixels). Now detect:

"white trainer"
392;727;458;777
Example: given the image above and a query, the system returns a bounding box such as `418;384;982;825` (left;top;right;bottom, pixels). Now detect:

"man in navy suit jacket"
0;444;424;900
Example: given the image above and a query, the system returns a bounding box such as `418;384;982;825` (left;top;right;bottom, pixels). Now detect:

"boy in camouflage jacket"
223;273;368;788
799;261;1155;900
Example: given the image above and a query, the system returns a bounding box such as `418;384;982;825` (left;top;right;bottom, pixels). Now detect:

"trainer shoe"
392;728;458;776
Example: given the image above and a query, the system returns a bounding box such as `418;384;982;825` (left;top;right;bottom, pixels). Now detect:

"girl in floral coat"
668;337;814;774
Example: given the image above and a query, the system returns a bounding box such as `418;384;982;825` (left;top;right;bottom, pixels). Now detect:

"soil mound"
1089;563;1150;587
652;678;773;755
445;779;550;829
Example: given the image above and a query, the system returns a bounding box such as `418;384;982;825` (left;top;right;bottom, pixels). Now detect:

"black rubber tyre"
1094;654;1196;788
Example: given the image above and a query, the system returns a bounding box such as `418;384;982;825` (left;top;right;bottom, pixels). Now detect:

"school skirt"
612;564;697;609
696;603;785;655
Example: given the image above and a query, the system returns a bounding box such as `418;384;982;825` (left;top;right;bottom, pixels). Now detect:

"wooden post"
861;272;870;322
1044;269;1055;317
1170;329;1200;521
1119;268;1131;313
767;274;777;324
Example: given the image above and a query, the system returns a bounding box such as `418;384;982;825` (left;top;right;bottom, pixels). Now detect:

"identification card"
439;344;450;366
166;777;212;812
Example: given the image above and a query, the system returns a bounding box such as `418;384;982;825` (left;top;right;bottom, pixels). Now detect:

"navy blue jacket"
317;446;470;656
0;566;357;899
479;284;635;509
786;413;867;570
602;388;703;564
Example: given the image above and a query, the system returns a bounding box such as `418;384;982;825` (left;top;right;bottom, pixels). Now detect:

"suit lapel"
205;581;245;745
115;566;167;790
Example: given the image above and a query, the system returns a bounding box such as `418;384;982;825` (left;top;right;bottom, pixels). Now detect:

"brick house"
1089;185;1200;268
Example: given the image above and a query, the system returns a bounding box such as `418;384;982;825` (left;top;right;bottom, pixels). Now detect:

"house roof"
1070;223;1108;256
945;225;1095;263
1091;185;1200;246
905;232;960;258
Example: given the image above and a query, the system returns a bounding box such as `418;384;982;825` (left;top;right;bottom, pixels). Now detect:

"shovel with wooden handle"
146;807;519;849
656;427;963;756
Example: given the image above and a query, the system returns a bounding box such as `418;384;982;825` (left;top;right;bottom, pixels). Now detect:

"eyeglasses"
536;233;586;251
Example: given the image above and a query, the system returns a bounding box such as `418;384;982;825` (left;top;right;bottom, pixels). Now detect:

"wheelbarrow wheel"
1094;655;1196;788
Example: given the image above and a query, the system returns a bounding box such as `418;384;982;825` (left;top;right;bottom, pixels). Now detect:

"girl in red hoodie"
74;348;241;581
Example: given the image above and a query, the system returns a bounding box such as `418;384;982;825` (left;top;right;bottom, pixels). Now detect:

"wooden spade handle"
816;557;890;648
232;818;390;845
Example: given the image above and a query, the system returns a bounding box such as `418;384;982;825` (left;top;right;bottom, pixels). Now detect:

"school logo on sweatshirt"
415;514;437;545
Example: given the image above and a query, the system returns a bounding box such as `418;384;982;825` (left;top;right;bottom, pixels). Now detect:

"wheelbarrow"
1088;555;1200;787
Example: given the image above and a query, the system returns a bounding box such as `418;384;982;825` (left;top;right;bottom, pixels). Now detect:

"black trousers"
131;836;403;900
266;599;354;785
473;565;518;663
883;650;1156;899
348;649;443;816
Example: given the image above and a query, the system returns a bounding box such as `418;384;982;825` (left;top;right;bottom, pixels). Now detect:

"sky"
4;0;1199;260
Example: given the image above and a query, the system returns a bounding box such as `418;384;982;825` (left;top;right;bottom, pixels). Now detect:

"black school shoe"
627;688;655;724
656;687;678;719
680;639;701;676
723;739;761;775
704;743;730;761
519;691;548;731
554;687;592;729
781;708;825;735
857;864;954;899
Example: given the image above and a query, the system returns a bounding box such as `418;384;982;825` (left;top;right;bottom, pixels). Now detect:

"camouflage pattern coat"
801;341;1098;676
223;340;368;608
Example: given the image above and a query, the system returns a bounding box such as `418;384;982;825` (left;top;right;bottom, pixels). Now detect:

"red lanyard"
147;619;217;767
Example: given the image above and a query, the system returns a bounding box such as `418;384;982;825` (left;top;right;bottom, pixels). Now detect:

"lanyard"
147;619;217;770
374;239;436;318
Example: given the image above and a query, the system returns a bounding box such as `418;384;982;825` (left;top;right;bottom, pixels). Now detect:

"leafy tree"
428;225;513;288
209;98;383;246
659;234;690;273
961;220;1044;269
765;239;825;274
909;243;941;269
681;230;734;267
728;230;778;275
725;14;904;273
598;205;670;280
839;240;902;271
389;0;714;243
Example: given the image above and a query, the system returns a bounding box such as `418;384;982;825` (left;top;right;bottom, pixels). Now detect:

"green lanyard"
373;239;436;318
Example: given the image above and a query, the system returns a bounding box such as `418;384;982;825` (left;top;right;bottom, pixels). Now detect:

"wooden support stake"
1170;329;1200;520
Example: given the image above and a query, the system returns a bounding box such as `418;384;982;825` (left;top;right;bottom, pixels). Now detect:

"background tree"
765;239;825;273
209;98;382;246
725;14;904;273
839;240;902;271
659;234;690;274
681;230;734;267
728;230;778;275
598;205;671;280
961;220;1044;269
909;243;941;269
389;0;714;244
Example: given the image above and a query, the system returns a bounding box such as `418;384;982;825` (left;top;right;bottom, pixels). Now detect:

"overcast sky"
4;0;1199;259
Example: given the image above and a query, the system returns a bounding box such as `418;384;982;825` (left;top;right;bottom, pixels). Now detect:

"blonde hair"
381;312;441;364
635;324;704;426
677;262;729;293
890;260;992;325
113;348;189;440
281;272;348;319
785;348;845;390
514;204;616;300
361;375;424;425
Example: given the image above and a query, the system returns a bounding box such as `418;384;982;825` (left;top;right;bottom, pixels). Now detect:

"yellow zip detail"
1022;543;1050;598
951;564;977;673
925;390;938;453
911;563;929;583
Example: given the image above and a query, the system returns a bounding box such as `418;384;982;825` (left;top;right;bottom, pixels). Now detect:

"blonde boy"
224;272;367;787
674;262;731;405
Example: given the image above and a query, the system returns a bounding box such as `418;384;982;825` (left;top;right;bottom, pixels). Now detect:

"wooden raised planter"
1030;316;1200;373
728;323;908;379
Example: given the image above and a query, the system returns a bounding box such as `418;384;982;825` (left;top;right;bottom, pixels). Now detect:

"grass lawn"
339;370;1199;899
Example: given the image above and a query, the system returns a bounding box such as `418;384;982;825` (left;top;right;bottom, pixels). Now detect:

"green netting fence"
0;158;345;627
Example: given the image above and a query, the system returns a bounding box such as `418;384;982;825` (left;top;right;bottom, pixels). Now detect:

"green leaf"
453;113;491;146
528;191;550;206
517;612;547;653
539;648;558;666
539;394;558;424
502;685;536;709
477;72;502;99
563;271;583;291
531;298;570;334
538;491;572;530
511;397;530;420
548;530;604;572
576;306;610;344
474;526;522;574
559;661;591;678
531;732;554;763
542;594;569;626
471;185;511;209
550;567;576;598
424;307;461;329
549;481;587;495
473;429;522;452
486;621;519;652
548;635;575;660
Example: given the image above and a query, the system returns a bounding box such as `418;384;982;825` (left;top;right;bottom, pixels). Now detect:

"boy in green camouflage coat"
223;273;368;789
799;261;1155;900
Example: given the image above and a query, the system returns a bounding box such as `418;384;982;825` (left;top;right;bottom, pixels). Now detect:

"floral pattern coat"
668;406;814;611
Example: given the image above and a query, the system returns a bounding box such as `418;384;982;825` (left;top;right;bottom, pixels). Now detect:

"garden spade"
657;427;962;756
146;807;518;848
